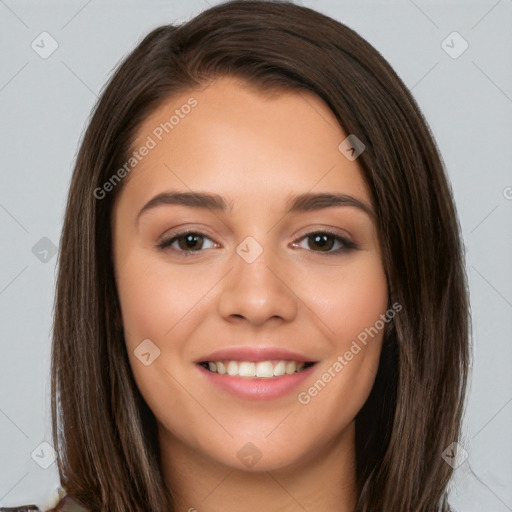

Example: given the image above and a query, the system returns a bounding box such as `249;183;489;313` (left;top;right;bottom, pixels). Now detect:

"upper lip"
196;346;317;363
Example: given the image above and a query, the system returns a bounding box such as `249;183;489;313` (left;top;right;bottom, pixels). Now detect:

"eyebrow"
137;190;374;221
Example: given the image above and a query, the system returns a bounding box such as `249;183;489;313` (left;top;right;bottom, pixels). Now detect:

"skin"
112;76;388;512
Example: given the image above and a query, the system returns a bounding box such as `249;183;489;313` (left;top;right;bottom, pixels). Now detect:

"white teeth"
238;362;256;377
227;361;238;376
204;360;309;378
285;361;297;375
255;361;274;378
273;361;286;376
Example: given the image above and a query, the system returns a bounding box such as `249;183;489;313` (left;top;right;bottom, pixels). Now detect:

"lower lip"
196;363;316;401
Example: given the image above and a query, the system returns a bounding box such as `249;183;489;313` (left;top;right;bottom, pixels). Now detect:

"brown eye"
157;231;216;253
294;231;357;254
176;233;205;251
308;233;336;251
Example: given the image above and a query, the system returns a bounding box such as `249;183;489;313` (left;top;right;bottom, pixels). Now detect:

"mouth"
194;346;319;400
198;360;316;378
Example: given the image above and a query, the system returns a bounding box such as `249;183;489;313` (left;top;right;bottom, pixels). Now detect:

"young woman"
4;1;470;510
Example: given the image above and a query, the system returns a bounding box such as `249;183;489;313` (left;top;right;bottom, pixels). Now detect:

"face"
112;76;388;473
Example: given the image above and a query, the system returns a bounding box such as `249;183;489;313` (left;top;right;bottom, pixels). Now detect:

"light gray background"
1;0;511;510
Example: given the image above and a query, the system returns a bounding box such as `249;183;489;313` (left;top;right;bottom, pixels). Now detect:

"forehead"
121;76;370;207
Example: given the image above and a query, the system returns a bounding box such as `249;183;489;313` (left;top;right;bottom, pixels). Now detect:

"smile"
199;360;315;378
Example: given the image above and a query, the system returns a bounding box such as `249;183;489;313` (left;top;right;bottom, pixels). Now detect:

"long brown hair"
50;1;470;510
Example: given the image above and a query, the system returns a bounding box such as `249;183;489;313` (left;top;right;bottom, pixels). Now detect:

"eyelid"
156;223;218;245
292;226;354;243
156;226;357;255
156;229;218;252
291;229;357;253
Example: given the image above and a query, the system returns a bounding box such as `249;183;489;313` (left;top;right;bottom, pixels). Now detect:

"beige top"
0;489;90;512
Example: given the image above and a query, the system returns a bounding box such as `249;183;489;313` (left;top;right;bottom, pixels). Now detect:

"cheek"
116;251;211;430
295;254;389;416
115;249;213;344
304;254;389;349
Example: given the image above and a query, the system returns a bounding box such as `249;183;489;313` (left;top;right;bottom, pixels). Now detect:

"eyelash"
156;229;357;256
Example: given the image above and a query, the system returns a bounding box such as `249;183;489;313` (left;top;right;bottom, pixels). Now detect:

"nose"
217;242;299;327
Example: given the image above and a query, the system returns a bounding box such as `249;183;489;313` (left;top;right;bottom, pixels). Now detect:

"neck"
159;422;358;512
